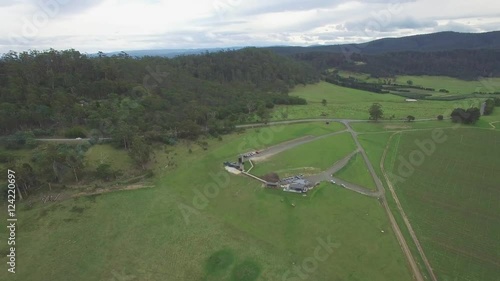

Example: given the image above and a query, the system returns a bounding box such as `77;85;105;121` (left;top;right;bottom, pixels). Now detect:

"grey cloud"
14;0;103;16
344;17;438;32
435;21;480;33
233;0;342;16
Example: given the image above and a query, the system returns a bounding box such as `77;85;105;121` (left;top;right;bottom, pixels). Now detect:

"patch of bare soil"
384;125;411;130
261;173;280;183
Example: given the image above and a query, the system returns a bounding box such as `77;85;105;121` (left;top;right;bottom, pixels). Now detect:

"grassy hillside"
0;124;413;281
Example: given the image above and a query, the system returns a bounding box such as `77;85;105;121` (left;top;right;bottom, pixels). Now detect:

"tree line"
0;48;319;196
282;49;500;81
0;48;318;139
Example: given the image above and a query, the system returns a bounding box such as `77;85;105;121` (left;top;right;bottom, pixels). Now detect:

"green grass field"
2;73;497;280
350;120;460;133
0;123;413;281
335;70;500;96
394;76;500;95
237;122;345;153
251;132;357;177
275;82;484;120
388;128;500;281
334;152;377;191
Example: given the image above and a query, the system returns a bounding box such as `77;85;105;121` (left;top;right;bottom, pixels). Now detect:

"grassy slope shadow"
205;249;235;276
231;260;262;281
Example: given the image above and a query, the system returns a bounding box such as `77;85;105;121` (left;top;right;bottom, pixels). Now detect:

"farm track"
244;120;431;281
344;122;426;281
381;132;438;281
305;150;384;198
249;130;348;162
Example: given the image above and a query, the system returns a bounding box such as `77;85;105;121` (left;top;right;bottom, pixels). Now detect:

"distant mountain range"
105;31;500;58
102;47;243;58
266;31;500;55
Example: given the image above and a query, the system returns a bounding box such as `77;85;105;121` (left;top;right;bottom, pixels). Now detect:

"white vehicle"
330;180;336;184
341;184;346;188
76;137;82;140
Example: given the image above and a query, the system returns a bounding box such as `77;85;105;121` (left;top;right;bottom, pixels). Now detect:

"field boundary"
381;133;438;281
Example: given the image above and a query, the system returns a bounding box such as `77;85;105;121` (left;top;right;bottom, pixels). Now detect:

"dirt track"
380;133;438;281
250;130;348;162
238;120;450;281
343;122;426;281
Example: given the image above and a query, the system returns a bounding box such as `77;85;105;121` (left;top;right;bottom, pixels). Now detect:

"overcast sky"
1;0;499;54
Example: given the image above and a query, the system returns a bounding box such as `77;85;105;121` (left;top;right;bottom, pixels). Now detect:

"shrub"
0;152;15;164
64;127;86;138
95;163;114;181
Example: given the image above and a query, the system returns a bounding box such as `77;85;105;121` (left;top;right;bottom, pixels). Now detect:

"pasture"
334;152;377;191
251;132;356;177
335;70;500;96
394;76;500;95
387;128;500;281
237;121;345;153
0;123;414;281
350;120;460;133
277;82;483;120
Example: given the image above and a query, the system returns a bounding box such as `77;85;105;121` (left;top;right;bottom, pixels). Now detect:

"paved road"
236;118;436;128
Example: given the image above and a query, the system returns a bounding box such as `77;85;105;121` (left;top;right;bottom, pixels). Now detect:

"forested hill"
0;48;318;140
267;31;500;55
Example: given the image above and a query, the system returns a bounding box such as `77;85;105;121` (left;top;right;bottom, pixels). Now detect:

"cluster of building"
280;175;314;193
223;153;316;194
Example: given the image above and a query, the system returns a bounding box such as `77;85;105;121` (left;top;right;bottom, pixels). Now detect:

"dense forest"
0;48;320;194
0;48;318;143
344;50;500;80
285;49;500;80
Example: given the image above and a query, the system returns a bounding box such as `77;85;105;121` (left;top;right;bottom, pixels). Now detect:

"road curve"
250;130;348;162
235;119;426;280
344;121;425;281
305;151;382;198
